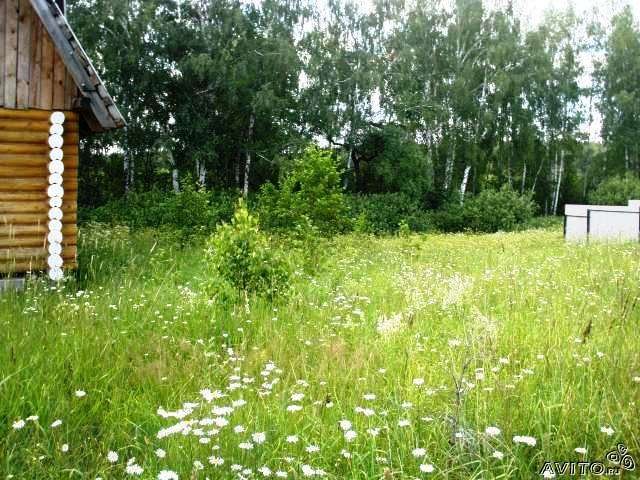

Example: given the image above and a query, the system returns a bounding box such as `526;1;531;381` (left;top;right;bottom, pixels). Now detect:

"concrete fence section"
564;201;640;242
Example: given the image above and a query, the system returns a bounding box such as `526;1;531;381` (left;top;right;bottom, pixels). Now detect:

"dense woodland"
68;0;640;220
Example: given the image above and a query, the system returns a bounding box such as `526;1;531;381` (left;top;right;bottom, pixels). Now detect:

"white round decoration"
48;267;64;282
48;231;63;244
48;134;63;149
48;207;63;221
47;254;63;269
47;184;64;198
48;173;63;185
49;124;64;135
47;112;66;282
49;148;63;161
48;242;62;255
49;160;64;175
48;219;62;232
50;111;65;124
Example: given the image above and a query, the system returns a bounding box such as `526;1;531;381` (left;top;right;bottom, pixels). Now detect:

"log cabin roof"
29;0;125;132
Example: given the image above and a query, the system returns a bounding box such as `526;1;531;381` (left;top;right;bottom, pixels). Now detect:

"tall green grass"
1;225;638;479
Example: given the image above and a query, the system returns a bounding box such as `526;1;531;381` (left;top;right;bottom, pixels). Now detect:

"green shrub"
464;187;536;232
347;193;430;234
82;186;236;233
258;146;349;236
398;220;411;237
432;188;536;233
206;202;290;297
588;173;640;205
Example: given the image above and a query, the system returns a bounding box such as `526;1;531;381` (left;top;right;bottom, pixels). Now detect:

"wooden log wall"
0;107;79;273
0;0;78;111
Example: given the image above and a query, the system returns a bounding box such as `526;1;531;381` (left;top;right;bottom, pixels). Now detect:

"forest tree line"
67;0;640;214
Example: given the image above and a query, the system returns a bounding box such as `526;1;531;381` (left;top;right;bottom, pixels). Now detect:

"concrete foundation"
0;278;26;293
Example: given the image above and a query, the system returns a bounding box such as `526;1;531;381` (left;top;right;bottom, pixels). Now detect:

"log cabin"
0;0;124;279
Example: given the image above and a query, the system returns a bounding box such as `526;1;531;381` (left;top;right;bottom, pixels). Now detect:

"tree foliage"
66;0;640;215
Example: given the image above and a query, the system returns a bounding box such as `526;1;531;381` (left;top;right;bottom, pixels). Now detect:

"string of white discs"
47;111;65;282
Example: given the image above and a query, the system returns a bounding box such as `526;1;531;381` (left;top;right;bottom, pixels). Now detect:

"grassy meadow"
1;225;639;479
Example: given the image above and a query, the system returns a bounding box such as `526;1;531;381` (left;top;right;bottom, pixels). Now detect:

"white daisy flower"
412;448;426;458
12;420;25;430
157;471;178;480
513;435;537;446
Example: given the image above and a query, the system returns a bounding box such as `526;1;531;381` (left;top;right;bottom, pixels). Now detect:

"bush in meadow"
589;173;640;205
258;146;349;236
432;187;536;233
346;192;431;234
463;187;537;232
82;185;236;234
206;201;290;297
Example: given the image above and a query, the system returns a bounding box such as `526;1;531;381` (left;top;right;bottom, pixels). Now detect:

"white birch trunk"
552;149;564;215
243;112;255;199
168;150;179;192
459;165;471;205
172;168;180;193
197;161;206;187
124;154;133;193
521;163;527;194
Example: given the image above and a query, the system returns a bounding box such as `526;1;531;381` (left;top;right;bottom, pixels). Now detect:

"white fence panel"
564;216;588;242
588;209;640;242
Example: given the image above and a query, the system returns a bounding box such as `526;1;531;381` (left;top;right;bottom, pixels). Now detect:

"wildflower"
258;466;272;477
419;464;435;473
208;456;224;466
492;450;504;460
12;420;25;430
363;393;376;401
306;445;320;453
155;448;166;458
575;447;587;454
413;378;424;386
633;376;640;383
51;419;62;428
542;470;556;479
157;471;178;480
253;432;266;444
485;426;501;437
513;435;537;446
234;425;246;433
600;426;615;436
412;448;426;458
344;430;357;442
301;465;316;477
286;435;299;443
26;415;39;422
239;442;254;450
61;444;69;453
107;451;119;463
398;419;411;427
276;471;287;478
341;449;352;458
287;405;303;412
367;428;380;436
291;393;304;402
125;464;144;476
75;390;87;398
339;420;352;431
